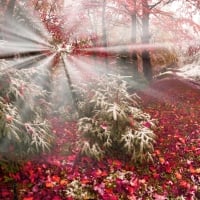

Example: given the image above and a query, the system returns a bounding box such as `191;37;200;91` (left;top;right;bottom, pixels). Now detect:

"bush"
76;74;157;163
0;63;53;159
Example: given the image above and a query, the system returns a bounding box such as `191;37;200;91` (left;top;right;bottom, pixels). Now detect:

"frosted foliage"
77;75;157;162
0;64;53;158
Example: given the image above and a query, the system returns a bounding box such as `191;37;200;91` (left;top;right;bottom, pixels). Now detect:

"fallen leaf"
195;168;200;174
179;180;190;189
189;165;196;174
60;179;68;186
175;172;182;180
45;182;54;188
52;175;60;183
23;197;33;200
159;157;165;164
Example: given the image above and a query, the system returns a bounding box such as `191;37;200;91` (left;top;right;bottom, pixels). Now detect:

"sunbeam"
19;52;57;70
140;87;175;103
0;41;51;56
61;55;83;82
80;43;169;55
0;2;53;63
0;21;51;48
0;53;48;72
70;55;108;77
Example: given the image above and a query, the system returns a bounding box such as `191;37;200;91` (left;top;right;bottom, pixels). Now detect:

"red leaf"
165;165;172;173
175;172;182;180
126;185;136;195
23;197;33;200
178;137;185;144
143;121;151;128
159;157;165;165
52;196;62;200
112;160;122;168
52;175;60;183
60;179;68;186
81;177;90;184
154;149;161;156
153;173;160;179
45;182;54;188
1;190;10;197
179;180;190;189
93;169;103;177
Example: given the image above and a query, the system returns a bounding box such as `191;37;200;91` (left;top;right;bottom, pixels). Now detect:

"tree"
141;0;152;81
186;0;200;9
113;0;198;80
111;0;139;73
1;0;17;40
151;0;200;62
102;0;108;67
4;0;16;18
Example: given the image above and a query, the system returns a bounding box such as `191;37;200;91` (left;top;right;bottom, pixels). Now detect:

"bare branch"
149;0;163;10
164;0;177;6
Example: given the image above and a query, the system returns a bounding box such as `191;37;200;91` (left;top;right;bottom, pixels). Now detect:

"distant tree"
113;0;165;80
186;0;200;9
141;0;152;80
114;0;200;80
102;0;108;66
120;0;138;73
4;0;16;18
1;0;16;40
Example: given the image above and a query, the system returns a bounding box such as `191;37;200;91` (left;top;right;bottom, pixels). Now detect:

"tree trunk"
87;9;99;73
102;0;108;68
141;0;152;81
130;0;138;74
4;0;16;19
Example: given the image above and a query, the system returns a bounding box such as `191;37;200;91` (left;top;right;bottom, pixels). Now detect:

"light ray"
0;24;51;49
140;87;174;103
0;53;48;72
49;55;76;112
0;3;53;59
80;43;170;54
15;3;52;43
62;55;83;82
20;53;57;70
70;55;108;76
6;52;56;71
0;17;51;47
0;41;51;56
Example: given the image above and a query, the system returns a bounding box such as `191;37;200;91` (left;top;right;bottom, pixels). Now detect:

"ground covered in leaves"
0;76;200;200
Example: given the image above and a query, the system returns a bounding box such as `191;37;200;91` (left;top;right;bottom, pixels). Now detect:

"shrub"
76;74;157;163
0;63;53;159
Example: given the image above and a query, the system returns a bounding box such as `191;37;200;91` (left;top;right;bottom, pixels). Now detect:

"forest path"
136;76;200;197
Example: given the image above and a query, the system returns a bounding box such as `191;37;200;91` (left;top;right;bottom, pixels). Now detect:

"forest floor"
0;75;200;200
